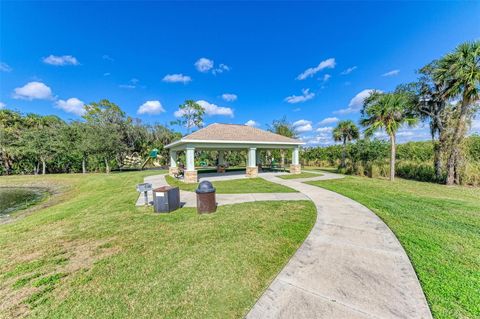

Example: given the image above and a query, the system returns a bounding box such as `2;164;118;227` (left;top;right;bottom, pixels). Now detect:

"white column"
248;148;257;167
169;150;177;168
292;147;299;165
218;150;225;165
186;147;195;171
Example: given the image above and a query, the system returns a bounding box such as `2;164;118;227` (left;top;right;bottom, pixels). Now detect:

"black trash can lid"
196;180;216;194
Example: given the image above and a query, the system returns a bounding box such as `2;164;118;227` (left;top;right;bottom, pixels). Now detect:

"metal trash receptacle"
195;181;217;214
153;186;180;213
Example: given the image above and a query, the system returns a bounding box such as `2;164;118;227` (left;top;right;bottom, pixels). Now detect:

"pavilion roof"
165;123;303;149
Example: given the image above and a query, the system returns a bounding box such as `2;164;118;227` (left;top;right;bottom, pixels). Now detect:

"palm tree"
332;120;359;168
360;91;417;181
434;41;480;185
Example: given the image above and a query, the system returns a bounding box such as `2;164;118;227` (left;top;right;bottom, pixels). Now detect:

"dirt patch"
0;238;121;318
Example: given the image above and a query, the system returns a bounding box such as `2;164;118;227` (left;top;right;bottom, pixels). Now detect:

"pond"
0;187;48;217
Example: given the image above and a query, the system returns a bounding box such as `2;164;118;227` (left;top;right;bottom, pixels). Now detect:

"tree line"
321;41;479;185
0;100;180;175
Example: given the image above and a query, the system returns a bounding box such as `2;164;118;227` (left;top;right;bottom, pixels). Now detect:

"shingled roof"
166;123;303;148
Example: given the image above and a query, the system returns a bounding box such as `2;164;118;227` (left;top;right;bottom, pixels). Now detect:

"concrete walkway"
136;171;432;318
135;173;308;207
247;172;432;319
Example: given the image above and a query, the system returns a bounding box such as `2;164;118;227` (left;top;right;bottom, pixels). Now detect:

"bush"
395;161;442;183
460;162;480;186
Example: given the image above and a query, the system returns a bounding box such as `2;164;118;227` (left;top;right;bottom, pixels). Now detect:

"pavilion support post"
184;147;197;183
246;147;258;178
218;150;225;166
169;150;178;176
217;150;226;173
290;147;301;174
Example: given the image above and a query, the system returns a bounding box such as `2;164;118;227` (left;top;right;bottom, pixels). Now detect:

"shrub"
396;161;441;183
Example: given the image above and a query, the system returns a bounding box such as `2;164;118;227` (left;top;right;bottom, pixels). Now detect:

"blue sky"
1;1;479;145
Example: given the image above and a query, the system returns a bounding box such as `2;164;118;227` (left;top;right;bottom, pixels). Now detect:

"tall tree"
171;100;205;134
332;120;360;168
360;91;418;181
21;114;65;175
83;99;127;173
0;110;24;174
434;41;480;185
267;116;298;138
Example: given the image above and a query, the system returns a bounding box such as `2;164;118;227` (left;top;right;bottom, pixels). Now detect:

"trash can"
152;186;180;213
195;181;217;214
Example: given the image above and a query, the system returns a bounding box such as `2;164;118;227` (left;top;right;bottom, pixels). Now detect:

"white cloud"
212;63;230;75
302;126;335;146
316;126;333;133
162;73;192;83
194;58;230;75
175;100;234;118
245;120;259;127
56;98;85;116
197;100;233;117
284;88;315;104
334;89;378;114
13;82;53;100
221;93;237;102
195;58;214;72
296;58;335;80
293;119;313;133
119;78;140;89
0;102;5;109
470;116;480;134
102;54;114;62
318;117;338;125
0;62;12;72
382;69;400;77
293;108;301;112
103;72;111;76
138;100;165;115
341;66;357;75
322;74;331;82
43;55;79;66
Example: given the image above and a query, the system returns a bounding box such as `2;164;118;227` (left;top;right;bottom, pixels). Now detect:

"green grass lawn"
303;166;338;173
306;176;480;319
165;175;297;193
276;172;322;180
0;171;315;318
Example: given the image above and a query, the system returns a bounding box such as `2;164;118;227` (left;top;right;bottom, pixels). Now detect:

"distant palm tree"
434;41;480;185
332;120;359;168
360;91;417;181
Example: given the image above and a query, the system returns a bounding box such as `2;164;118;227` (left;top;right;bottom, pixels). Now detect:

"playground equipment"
141;148;162;169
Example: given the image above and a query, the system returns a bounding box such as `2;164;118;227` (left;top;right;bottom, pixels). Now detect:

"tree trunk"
446;102;468;185
82;157;86;174
454;151;461;185
433;140;442;182
341;140;346;168
34;162;39;175
389;134;396;182
105;158;110;174
41;159;46;175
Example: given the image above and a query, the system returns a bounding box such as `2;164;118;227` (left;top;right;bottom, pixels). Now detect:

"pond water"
0;187;48;216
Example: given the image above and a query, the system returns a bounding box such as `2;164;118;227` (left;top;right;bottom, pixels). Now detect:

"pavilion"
164;123;305;183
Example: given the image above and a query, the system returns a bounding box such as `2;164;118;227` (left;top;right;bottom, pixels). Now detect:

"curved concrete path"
246;171;432;319
135;173;308;207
